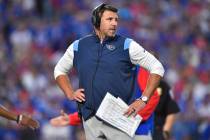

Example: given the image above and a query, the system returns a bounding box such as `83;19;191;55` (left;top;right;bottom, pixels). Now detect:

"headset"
91;3;107;28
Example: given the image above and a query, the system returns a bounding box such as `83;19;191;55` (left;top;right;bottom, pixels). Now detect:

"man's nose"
111;19;118;26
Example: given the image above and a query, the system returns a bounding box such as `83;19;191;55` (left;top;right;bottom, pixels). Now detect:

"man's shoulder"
116;34;132;41
79;34;95;41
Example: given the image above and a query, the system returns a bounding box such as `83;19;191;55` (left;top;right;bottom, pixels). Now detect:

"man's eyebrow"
106;16;119;19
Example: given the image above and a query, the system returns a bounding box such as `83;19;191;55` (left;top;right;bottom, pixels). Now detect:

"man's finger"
132;112;137;117
124;109;131;117
131;108;136;113
28;120;39;130
77;92;85;100
60;110;69;118
124;107;136;117
79;96;85;101
60;110;65;116
34;120;40;128
78;88;85;92
80;93;85;98
76;95;85;102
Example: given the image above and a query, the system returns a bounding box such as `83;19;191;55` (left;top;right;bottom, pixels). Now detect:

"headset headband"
91;3;107;28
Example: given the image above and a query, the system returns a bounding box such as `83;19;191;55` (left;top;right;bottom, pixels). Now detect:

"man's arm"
55;75;85;102
125;76;161;117
156;80;180;139
125;40;164;116
163;89;180;139
137;68;160;120
54;41;85;102
50;111;81;126
129;40;164;98
0;105;18;122
0;105;39;129
163;114;177;132
139;91;160;121
162;114;178;139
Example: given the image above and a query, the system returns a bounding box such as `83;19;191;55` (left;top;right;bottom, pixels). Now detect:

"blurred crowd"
0;0;210;140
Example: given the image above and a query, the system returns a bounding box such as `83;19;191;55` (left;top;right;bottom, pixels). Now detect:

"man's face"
99;10;118;37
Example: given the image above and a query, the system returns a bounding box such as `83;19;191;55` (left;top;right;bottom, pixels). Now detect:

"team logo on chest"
106;44;116;51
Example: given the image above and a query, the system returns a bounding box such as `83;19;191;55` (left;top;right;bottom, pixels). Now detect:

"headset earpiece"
91;3;107;28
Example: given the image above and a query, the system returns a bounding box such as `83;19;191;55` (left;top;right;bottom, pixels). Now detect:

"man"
51;67;160;140
50;80;180;140
54;3;164;140
152;80;180;140
0;105;39;129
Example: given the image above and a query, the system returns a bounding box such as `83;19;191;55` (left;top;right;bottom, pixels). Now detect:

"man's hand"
18;114;39;130
50;110;70;127
69;88;85;102
163;131;170;140
124;100;146;117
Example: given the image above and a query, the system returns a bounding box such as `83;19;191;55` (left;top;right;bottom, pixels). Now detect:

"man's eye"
107;17;118;21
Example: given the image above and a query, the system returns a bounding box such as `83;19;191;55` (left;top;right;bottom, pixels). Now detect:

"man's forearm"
142;73;162;98
0;106;18;122
55;75;74;100
163;114;177;132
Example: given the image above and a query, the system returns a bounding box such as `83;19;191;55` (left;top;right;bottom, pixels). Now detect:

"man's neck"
95;29;105;43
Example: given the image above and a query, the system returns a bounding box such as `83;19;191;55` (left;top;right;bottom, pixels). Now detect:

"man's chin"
107;33;116;37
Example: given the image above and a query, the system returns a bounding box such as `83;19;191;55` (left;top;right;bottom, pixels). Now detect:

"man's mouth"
110;29;116;31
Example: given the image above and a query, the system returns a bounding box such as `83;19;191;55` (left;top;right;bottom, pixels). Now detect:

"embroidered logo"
106;44;116;51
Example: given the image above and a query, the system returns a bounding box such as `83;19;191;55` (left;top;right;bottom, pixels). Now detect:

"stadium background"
0;0;210;140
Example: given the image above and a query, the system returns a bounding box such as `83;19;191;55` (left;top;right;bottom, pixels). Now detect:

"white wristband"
17;114;23;124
